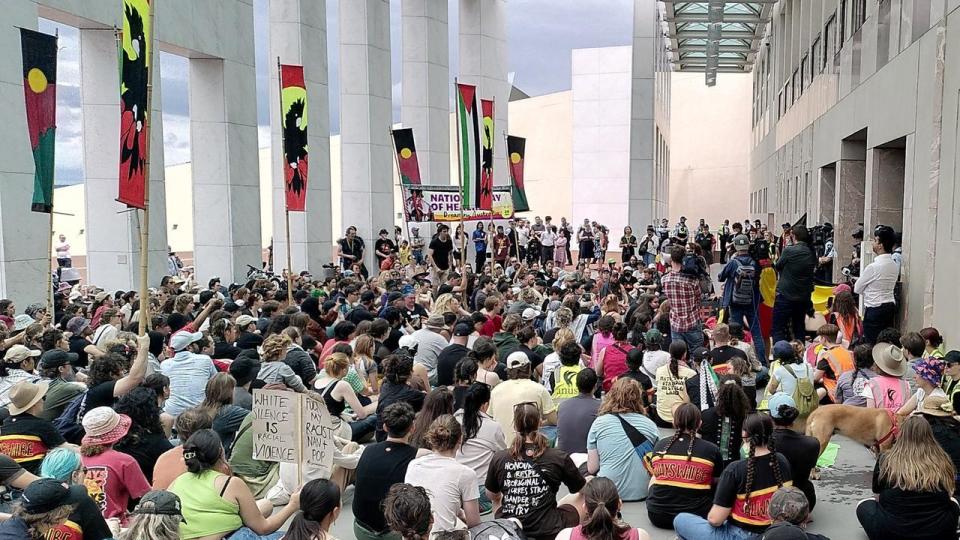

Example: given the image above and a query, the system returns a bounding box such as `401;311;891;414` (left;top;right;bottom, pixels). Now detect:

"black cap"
133;490;186;522
360;291;377;303
40;349;79;369
386;292;404;304
229;354;260;387
222;301;241;313
453;322;473;337
943;350;960;365
21;478;70;514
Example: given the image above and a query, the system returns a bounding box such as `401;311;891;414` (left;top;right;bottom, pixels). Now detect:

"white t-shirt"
642;350;671;383
541;231;557;247
404;453;478;532
454;410;506;484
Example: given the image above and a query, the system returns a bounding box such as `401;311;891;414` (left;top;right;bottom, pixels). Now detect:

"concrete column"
401;0;449;185
864;147;906;234
190;58;261;283
340;0;394;271
269;0;333;274
833;159;866;282
459;0;508;187
817;166;836;226
628;0;658;229
0;5;49;303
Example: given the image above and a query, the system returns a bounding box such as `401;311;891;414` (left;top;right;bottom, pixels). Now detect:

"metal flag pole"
278;57;294;305
453;79;468;298
137;0;156;336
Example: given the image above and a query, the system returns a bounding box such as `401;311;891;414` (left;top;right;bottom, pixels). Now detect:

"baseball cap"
453;322;473;337
20;478;70;514
943;350;960;365
521;308;541;322
133;490;186;522
773;341;795;361
506;351;530;369
767;393;797;419
643;328;663;345
733;234;750;252
40;349;79;369
3;344;41;364
235;315;257;329
170;330;204;352
229;355;260;387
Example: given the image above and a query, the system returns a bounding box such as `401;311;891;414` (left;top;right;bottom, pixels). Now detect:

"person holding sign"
169;429;300;540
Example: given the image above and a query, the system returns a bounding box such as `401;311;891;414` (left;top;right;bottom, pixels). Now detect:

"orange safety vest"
821;346;854;401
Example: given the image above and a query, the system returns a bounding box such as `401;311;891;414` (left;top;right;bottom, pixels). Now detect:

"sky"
40;0;634;187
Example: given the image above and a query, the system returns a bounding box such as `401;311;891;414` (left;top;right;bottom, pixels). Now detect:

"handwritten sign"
251;390;299;464
301;395;337;478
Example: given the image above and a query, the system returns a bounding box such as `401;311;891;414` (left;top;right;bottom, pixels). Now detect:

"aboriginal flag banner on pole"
280;64;309;211
479;99;494;210
20;29;58;213
117;0;151;209
507;135;529;212
391;128;421;185
456;83;481;209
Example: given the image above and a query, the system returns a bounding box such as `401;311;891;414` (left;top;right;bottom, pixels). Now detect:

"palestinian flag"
20;29;58;213
391;128;421;185
117;0;152;209
456;83;481;209
280;64;308;211
507;135;529;212
479;99;494;210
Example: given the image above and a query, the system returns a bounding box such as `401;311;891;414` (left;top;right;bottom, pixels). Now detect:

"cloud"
161;113;191;165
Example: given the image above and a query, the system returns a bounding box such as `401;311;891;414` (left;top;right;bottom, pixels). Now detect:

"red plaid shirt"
661;271;701;332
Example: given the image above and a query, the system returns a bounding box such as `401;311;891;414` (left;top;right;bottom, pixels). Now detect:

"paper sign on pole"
301;395;337;478
251;390;300;463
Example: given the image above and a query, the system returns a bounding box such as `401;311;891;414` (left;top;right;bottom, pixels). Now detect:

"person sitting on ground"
541;328;577;392
587;378;659;502
641;328;670;384
317;352;378;442
766;340;818;421
257;334;306;392
769;393;820;512
684;347;720;411
898;357;947;416
856;416;959;540
485;402;587;540
916;394;960;495
673;413;792;539
113;386;173;485
0;477;92;539
645;403;722;530
596;322;634;393
618;348;653;408
229;354;259;411
197;373;249;456
813;324;853;403
469;337;502;388
375;352;426;442
835;343;877;406
116;490;186;540
152;407;217;490
557;477;652;540
0;345;41;408
941;351;960;412
383;483;433;540
281;478;342;540
651;341;696;428
764;487;830;540
170;429;301;540
489;351;558;446
557;368;601;455
454;382;506;516
281;327;317;388
862;343;911;410
408;388;455;449
550;341;586;404
698;378;750;473
37;349;85;421
36;447;113;540
0;381;68;475
404;415;481;534
161;329;218;420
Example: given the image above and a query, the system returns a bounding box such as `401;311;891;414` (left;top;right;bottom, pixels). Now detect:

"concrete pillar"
401;0;449;185
0;5;49;303
864;147;906;234
628;0;659;229
269;0;333;274
833;159;866;282
80;26;168;291
340;0;394;272
459;0;508;187
817;165;836;226
190;58;262;284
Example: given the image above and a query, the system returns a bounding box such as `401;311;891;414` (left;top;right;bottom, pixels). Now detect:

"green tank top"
169;469;243;539
552;364;583;402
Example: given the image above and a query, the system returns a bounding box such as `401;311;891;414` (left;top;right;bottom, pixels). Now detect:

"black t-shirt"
645;435;723;519
375;382;426;442
401;304;429;326
115;431;173;484
714;453;792;534
429;237;454;270
375;238;396;260
339;237;364;264
685;374;716;410
69;335;93;368
485;446;586;540
698;408;744;472
453;385;469;410
353;441;418;533
0;455;25;486
435;343;470;387
65;483;113;540
772;428;820;508
84;381;117;411
0;413;66;474
710;345;748;366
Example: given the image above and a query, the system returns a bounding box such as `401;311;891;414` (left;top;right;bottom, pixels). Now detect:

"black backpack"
52;391;87;444
731;259;757;306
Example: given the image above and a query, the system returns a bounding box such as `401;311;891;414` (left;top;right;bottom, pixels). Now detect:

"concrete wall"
670;73;752;226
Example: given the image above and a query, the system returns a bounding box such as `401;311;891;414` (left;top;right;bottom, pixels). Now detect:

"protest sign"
401;185;514;223
251;390;300;464
301;395;338;478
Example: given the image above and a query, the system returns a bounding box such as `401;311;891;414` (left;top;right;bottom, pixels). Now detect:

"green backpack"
783;364;819;417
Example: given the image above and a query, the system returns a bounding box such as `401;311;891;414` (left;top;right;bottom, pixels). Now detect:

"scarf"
698;361;720;411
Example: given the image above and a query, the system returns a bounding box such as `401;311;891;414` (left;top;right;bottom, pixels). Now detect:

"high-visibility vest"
821;347;855;401
552;365;582;402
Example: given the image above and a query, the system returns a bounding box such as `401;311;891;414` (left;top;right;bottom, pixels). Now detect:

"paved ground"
323;430;875;539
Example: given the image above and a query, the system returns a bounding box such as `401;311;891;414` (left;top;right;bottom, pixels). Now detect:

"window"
852;0;867;34
763;188;768;213
791;69;800;102
810;36;821;80
839;0;848;43
800;55;809;92
823;15;836;71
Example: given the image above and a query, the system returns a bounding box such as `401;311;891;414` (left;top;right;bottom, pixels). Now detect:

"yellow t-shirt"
655;364;696;423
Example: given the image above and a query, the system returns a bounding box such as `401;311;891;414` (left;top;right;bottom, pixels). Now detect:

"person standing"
695;225;715;266
854;225;901;343
718;220;732;264
428;224;455;283
554;228;569;268
337;226;365;271
619;226;638;264
492;226;511;267
54;234;71;269
472;222;488;271
639;227;658;267
409;226;425;265
719;235;764;361
577;220;595;264
772;225;817;344
660;246;704;350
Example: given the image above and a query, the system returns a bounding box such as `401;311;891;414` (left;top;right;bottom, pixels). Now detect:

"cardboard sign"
301;395;337;478
251;390;299;463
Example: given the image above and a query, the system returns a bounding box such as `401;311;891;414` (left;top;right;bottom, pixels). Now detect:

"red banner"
117;0;151;209
392;128;422;185
280;64;309;211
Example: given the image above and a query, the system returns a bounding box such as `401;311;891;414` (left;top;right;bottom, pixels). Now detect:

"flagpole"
44;30;59;320
453;79;467;298
137;0;155;336
276;58;294;304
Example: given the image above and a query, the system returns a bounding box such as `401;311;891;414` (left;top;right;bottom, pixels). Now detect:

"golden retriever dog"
805;404;904;457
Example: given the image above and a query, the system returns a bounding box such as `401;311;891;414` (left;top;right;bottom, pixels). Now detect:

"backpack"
731;259;756;306
52;391;87;444
469;519;527;540
615;414;655;460
782;364;818;417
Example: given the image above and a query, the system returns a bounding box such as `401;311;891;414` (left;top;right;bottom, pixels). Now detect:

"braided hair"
660;402;701;461
742;413;784;503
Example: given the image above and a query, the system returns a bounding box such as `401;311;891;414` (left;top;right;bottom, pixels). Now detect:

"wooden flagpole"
137;1;155;336
45;31;58;320
278;58;294;305
453;79;468;302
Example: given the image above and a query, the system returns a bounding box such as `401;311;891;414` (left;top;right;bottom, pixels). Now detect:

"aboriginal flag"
280;64;309;211
507;135;529;212
117;0;151;209
456;83;481;209
20;29;58;213
392;128;421;185
479;99;494;210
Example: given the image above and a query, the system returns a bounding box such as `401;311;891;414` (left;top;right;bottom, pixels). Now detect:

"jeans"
672;327;705;351
771;294;810;344
642;253;656;267
673;513;759;540
729;302;766;363
226;528;284;540
541;246;555;265
354;521;402;540
540;425;558;446
350;414;378;442
863;302;897;344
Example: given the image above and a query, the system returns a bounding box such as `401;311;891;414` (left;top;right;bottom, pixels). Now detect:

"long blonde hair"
117;514;181;540
431;293;459;317
261;334;291;362
551;327;575;351
879;416;956;494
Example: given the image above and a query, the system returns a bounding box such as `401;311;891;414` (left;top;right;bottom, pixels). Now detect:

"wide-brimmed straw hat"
917;394;955;417
81;407;132;446
872;343;907;377
7;380;49;416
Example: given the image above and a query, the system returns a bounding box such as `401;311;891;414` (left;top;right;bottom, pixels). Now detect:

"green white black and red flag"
20;28;58;213
456;82;482;209
391;128;422;185
479;99;494;210
507;135;529;212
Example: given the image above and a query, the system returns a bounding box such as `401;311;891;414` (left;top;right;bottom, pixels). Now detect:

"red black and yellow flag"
391;128;422;185
20;28;58;213
280;64;309;212
479;99;495;211
117;0;151;209
507;135;529;212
